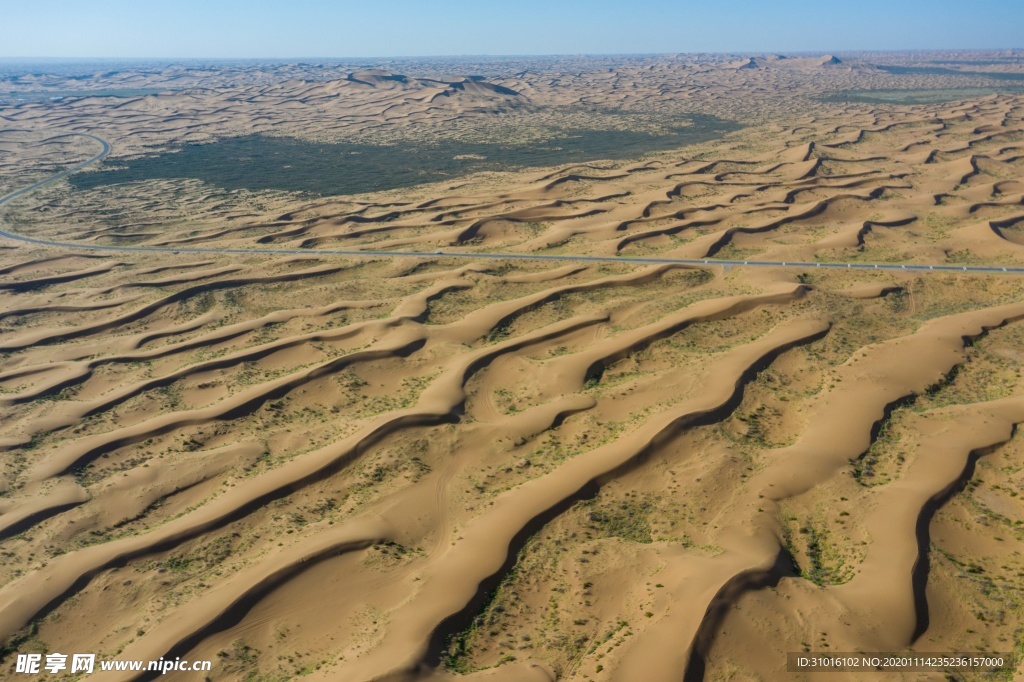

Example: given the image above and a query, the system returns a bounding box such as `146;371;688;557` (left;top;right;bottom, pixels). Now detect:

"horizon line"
1;48;1023;62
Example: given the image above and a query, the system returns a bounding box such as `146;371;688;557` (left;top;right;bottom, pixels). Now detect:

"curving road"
1;133;1023;276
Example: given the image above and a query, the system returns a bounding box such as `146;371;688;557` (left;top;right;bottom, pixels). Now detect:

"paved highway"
1;134;1022;276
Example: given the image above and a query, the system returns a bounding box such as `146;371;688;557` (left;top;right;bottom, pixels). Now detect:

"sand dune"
1;52;1024;682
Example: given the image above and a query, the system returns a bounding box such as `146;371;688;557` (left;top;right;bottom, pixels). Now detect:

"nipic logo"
12;653;211;675
15;654;95;674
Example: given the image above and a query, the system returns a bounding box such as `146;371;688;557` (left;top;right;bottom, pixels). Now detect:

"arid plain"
2;52;1024;681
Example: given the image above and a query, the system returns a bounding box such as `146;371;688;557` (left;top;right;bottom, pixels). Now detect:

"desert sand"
1;51;1024;681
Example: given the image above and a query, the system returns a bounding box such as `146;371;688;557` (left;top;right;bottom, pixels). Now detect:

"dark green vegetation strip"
68;116;740;196
818;86;1024;105
0;89;172;103
925;59;1024;66
876;65;1024;80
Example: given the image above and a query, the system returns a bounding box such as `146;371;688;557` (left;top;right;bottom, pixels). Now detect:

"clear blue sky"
5;0;1021;59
